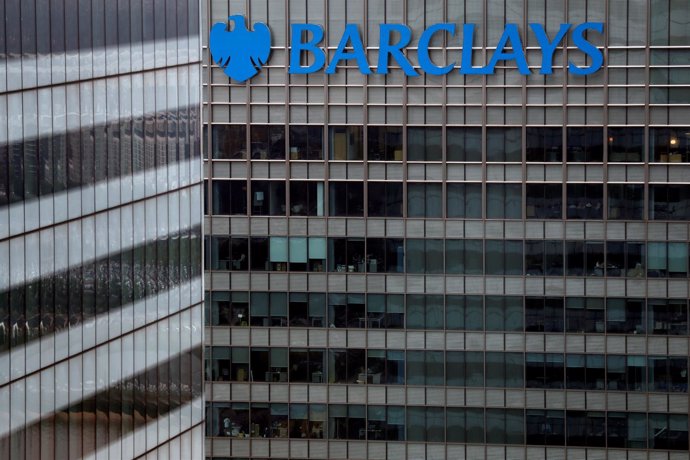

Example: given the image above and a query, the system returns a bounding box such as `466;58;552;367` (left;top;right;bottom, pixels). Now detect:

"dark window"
526;127;562;162
212;180;247;215
650;127;690;163
526;353;564;389
566;297;605;333
251;181;286;215
329;126;363;160
486;352;524;388
212;125;246;159
607;355;646;392
648;413;689;450
250;125;286;159
608;184;644;220
606;242;645;277
447;183;482;218
406;239;444;274
368;126;403;161
328;238;366;273
329;404;366;439
446;408;485;443
447;127;482;161
526;410;565;445
407;351;444;386
446;295;483;330
649;184;690;220
526;183;563;219
525;297;564;332
446;351;485;387
288;349;324;383
486;296;523;331
367;350;405;384
289;181;324;216
647;299;688;335
289;126;323;160
328;349;366;384
487;127;521;162
208;237;248;271
566;184;603;219
328;293;365;328
366;238;405;273
486;183;522;219
407;127;442;161
367;294;405;329
486;409;524;444
250;292;287;327
209;292;249;326
289;293;326;327
368;182;403;217
525;240;564;276
606;298;645;334
407;406;445;442
407;183;442;218
608;127;644;162
567;127;603;162
648;356;689;392
329;182;364;216
367;405;405;440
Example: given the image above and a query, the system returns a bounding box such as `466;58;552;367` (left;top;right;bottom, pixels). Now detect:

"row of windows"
206;403;689;450
206;125;690;163
205;293;689;336
207;180;690;221
0;227;202;353
206;237;690;279
205;346;688;394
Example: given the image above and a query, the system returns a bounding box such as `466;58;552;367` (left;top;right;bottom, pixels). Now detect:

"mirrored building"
203;0;690;458
0;0;204;458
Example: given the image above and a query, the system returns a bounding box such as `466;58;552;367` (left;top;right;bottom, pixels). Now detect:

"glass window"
289;181;324;216
486;409;524;445
367;294;404;329
566;411;606;447
608;184;644;220
607;355;646;392
328;404;366;439
648;413;689;450
328;238;366;273
526;353;564;389
406;239;443;274
328;349;366;384
486;352;524;388
526;183;562;219
446;351;484;387
329;182;363;216
648;299;688;335
250;403;289;437
647;242;689;277
567;184;603;219
367;405;405;440
485;296;523;331
606;242;645;277
525;297;564;332
407;127;442;161
212;125;246;159
251;348;288;383
251;125;286;159
407;351;444;386
208;236;248;271
209;292;249;326
446;295;483;330
526;127;562;162
368;126;403;161
366;238;404;273
212;180;247;215
289;126;323;160
406;294;444;329
367;349;405;384
327;293;365;328
208;402;250;437
289;349;325;383
445;239;483;275
447;127;482;161
650;127;690;163
487;183;522;219
649;184;690;220
250;292;287;327
525;240;564;276
367;182;403;217
648;356;689;393
407;183;442;217
526;410;565;445
606;298;645;334
251;181;286;215
447;183;482;218
608;127;644;162
487;127;521;162
289;293;326;327
485;241;523;276
566;297;605;333
567;127;603;162
329;126;363;160
447;408;485;443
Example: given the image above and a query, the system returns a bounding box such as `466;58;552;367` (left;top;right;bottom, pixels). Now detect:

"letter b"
289;24;326;74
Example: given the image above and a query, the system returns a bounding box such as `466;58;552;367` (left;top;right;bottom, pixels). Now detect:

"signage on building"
210;16;604;82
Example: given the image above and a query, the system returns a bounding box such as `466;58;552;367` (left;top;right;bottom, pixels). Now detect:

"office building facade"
203;0;690;458
1;0;204;458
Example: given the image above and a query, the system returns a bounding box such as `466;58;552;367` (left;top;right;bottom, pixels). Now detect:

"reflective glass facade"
0;0;204;458
203;0;690;458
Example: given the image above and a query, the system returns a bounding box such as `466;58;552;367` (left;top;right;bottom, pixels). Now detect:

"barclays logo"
209;15;272;82
210;16;605;82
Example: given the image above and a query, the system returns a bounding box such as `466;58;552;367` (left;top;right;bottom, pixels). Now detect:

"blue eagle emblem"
209;15;271;82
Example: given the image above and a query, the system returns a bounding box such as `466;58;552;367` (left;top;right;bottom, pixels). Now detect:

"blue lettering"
326;24;370;74
485;24;530;75
530;23;570;75
569;22;605;76
289;24;325;74
377;24;418;76
418;24;456;75
460;24;490;75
